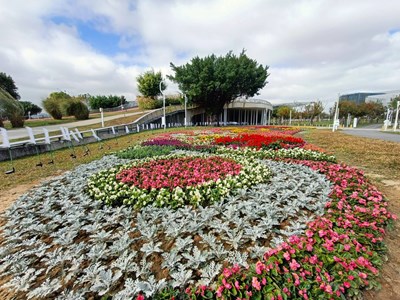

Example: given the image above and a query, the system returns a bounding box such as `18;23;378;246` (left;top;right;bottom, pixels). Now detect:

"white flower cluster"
216;146;337;162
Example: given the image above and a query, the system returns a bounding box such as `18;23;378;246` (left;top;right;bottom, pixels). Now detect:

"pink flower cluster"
213;159;396;300
116;156;242;190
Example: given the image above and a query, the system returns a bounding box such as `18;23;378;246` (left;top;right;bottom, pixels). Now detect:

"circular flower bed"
0;155;332;299
87;153;272;208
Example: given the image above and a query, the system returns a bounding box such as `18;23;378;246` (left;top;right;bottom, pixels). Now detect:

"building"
339;92;385;105
365;91;400;107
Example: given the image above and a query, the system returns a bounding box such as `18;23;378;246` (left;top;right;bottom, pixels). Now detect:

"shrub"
116;145;176;159
62;100;89;120
43;98;63;119
137;96;163;109
165;94;183;106
42;91;71;120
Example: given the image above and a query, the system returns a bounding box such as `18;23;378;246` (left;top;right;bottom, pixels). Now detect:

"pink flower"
359;272;368;279
136;294;145;300
289;259;300;271
252;277;261;290
283;251;291;261
255;261;265;274
309;255;318;264
343;281;351;288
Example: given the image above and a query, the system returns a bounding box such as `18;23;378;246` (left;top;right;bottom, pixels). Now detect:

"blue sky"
1;0;400;108
51;16;122;56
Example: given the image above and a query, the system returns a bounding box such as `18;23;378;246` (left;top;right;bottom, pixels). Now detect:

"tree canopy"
276;106;291;119
20;101;42;117
0;88;24;127
89;95;126;109
168;50;269;120
137;70;166;99
302;101;324;123
0;72;20;100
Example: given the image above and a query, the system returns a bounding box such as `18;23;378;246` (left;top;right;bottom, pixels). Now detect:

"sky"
1;0;400;110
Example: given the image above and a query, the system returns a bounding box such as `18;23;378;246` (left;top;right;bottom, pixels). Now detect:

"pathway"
340;128;400;143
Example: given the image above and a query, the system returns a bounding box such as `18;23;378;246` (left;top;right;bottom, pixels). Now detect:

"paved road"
340;128;400;143
1;110;150;142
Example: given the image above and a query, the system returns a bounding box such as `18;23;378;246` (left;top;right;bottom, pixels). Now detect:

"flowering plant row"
214;133;305;149
212;160;396;300
216;146;337;163
87;153;272;208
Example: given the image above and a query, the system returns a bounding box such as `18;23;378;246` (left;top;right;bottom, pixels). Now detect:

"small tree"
276;106;291;123
42;91;71;119
389;95;400;110
0;88;25;127
20;101;42;117
338;100;360;118
0;72;20;100
304;101;324;123
137;70;167;99
169;50;269;124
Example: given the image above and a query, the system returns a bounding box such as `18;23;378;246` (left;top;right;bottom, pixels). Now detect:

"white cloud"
1;0;400;109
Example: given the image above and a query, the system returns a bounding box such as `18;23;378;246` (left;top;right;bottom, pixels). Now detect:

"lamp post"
99;108;104;127
184;94;188;127
159;80;166;130
393;101;399;132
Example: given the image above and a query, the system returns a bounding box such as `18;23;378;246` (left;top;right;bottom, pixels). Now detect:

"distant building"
366;91;400;107
339;92;384;105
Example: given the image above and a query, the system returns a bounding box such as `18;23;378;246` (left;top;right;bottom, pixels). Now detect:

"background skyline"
1;0;400;110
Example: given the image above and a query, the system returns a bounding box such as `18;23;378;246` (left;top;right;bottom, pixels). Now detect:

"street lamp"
184;94;188;127
393;101;399;132
159;80;166;130
177;91;188;127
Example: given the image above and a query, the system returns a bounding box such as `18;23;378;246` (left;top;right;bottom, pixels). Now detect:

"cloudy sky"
1;0;400;109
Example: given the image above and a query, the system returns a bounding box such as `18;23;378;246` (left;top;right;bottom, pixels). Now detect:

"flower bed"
116;156;241;189
214;133;305;149
87;153;272;208
213;160;396;300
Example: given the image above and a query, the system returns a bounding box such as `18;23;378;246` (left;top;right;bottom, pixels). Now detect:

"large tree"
137;70;167;99
0;72;20;100
169;50;269;123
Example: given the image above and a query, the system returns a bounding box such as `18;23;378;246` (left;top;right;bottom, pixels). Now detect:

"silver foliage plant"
0;153;331;298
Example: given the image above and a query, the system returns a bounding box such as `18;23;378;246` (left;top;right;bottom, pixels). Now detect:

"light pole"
99;108;104;127
184;94;188;127
393;101;399;132
159;80;166;130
